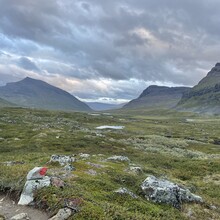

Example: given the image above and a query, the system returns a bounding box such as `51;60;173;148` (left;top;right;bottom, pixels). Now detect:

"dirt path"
0;195;49;220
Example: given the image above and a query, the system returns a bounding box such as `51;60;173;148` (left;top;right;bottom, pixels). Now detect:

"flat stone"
114;187;138;199
10;213;29;220
48;208;72;220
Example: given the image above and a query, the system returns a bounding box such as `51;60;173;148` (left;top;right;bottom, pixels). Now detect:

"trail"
0;195;49;220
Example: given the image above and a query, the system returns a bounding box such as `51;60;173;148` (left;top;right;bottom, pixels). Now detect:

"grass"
0;107;220;219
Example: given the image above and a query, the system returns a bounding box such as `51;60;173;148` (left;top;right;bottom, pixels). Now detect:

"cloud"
17;57;40;71
0;0;220;102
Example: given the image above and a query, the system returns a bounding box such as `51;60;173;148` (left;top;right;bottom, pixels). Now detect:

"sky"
0;0;220;104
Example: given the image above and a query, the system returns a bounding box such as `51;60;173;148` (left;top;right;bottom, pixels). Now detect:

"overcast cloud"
0;0;219;103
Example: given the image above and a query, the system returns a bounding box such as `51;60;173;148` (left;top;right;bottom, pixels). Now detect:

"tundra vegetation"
0;107;220;219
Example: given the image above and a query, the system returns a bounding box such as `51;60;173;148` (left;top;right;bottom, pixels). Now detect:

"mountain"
86;102;126;111
0;97;16;108
0;77;91;111
177;63;220;113
123;85;190;109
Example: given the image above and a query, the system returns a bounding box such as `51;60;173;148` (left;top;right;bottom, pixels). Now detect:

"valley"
0;107;219;219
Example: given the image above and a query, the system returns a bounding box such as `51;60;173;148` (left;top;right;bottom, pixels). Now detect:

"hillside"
0;77;91;111
123;85;190;109
0;97;16;108
177;63;220;113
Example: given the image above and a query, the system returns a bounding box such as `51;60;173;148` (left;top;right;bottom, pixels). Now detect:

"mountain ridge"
0;77;91;111
123;85;190;109
177;63;220;113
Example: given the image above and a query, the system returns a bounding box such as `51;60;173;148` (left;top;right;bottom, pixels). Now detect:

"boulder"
48;208;72;220
141;176;203;209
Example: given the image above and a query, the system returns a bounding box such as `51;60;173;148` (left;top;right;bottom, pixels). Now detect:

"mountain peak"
23;76;34;81
207;63;220;76
22;77;42;83
177;63;220;113
0;77;91;111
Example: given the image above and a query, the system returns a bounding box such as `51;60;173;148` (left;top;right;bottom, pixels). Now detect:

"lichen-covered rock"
48;208;72;220
107;155;130;162
50;155;75;166
141;175;203;209
129;166;142;174
114;187;138;199
64;164;75;172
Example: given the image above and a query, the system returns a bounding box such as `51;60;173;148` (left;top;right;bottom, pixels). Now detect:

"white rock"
48;208;72;220
26;167;47;180
18;176;51;205
10;213;29;220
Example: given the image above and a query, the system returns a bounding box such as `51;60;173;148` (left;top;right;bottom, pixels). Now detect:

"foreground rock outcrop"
141;176;203;209
18;167;51;205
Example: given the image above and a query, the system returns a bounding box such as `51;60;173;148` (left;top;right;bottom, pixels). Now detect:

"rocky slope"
0;77;91;111
123;85;190;109
177;63;220;113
